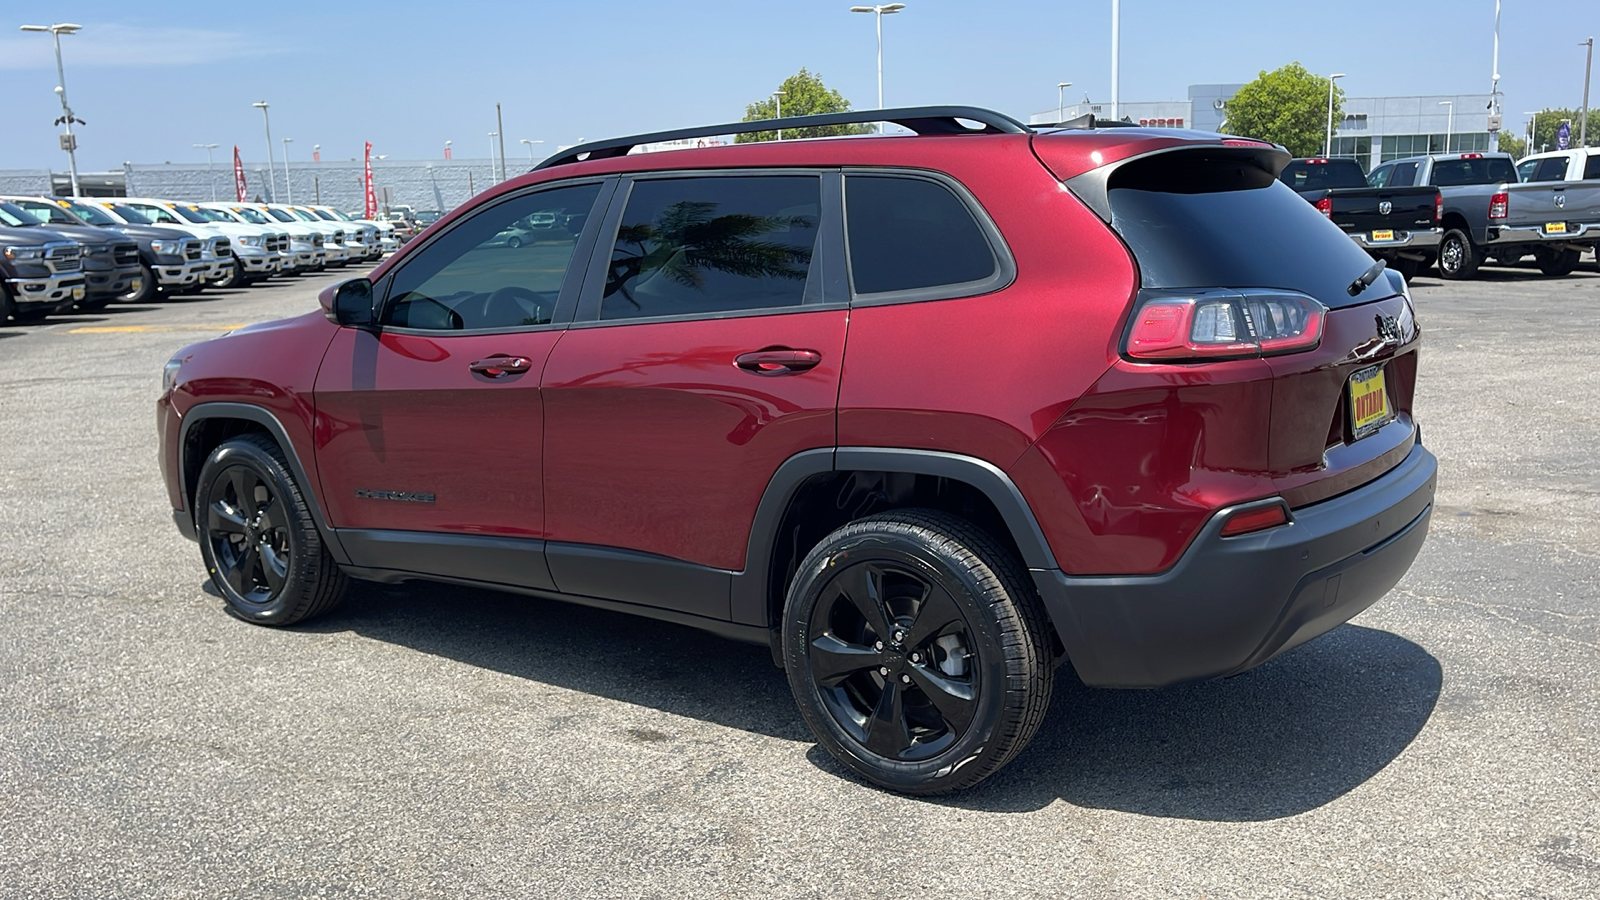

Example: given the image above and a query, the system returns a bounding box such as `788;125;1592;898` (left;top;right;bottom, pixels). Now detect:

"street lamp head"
20;23;81;34
1439;100;1452;106
253;101;269;109
849;6;874;11
53;86;63;95
1330;73;1346;80
1058;82;1072;89
882;2;907;10
283;137;293;143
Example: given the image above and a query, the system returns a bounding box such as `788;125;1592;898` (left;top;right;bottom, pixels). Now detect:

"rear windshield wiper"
1347;258;1387;297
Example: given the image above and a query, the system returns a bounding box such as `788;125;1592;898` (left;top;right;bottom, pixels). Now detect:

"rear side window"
1388;161;1419;186
1429;157;1517;186
1279;160;1367;190
1366;166;1393;187
1531;157;1571;182
601;176;820;321
845;175;998;296
1107;152;1384;308
1586;156;1600;180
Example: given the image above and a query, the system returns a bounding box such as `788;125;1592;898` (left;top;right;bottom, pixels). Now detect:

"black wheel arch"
732;447;1060;639
179;402;350;565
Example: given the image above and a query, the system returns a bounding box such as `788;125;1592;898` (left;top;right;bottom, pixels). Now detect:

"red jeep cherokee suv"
158;107;1436;794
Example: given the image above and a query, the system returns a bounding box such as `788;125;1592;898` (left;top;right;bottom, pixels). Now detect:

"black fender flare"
178;401;350;564
730;446;1059;627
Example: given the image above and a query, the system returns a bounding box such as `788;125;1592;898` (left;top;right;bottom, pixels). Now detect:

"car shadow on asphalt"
300;580;1440;819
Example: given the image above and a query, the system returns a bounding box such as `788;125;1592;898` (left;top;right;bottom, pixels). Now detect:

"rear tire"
1536;247;1581;277
1392;257;1421;282
782;509;1054;795
1437;229;1480;280
196;434;348;626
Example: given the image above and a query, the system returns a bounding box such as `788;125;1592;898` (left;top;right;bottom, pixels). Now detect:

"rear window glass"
1279;160;1367;191
845;175;998;295
1428;157;1517;186
1107;153;1386;308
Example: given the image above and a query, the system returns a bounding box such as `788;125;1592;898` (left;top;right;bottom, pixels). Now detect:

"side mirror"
323;278;375;327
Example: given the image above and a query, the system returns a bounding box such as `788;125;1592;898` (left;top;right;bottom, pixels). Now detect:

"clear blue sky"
1;0;1594;171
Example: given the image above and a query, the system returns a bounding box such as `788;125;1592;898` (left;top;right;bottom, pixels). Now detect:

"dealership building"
1032;84;1500;170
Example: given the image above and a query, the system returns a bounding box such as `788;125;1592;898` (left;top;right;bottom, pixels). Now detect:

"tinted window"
12;200;73;225
1586;156;1600;180
64;202;119;226
601;176;819;320
1531;157;1570;182
383;182;601;331
1389;161;1419;186
108;204;154;224
1279;160;1367;191
1107;154;1385;308
1366;166;1393;188
1428;157;1517;186
1517;159;1540;183
846;175;996;295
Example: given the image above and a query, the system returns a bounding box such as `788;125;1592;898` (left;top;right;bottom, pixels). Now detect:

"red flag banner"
233;146;247;202
364;142;377;218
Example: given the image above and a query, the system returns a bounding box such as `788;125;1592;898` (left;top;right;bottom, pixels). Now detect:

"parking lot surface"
2;266;1598;898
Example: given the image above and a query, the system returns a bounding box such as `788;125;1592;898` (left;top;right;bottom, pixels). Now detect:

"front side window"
1517;159;1540;183
845;175;998;296
601;175;820;321
383;181;601;331
1367;165;1393;187
130;203;184;226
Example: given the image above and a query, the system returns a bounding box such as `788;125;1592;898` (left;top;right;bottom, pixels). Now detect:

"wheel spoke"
863;680;913;758
224;543;257;595
905;584;963;648
835;563;892;639
259;542;288;592
256;496;283;531
208;501;247;535
228;468;258;517
809;634;879;687
909;664;978;737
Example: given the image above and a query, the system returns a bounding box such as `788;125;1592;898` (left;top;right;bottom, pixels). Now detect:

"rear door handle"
734;348;822;375
469;355;533;378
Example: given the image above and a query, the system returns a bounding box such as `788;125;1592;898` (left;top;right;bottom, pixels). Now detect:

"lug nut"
893;631;906;642
879;666;889;676
900;674;912;684
874;641;885;651
910;652;921;663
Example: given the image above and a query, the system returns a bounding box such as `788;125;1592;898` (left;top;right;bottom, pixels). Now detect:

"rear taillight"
1314;196;1333;218
1489;191;1508;219
1434;191;1443;222
1219;503;1290;537
1125;290;1326;361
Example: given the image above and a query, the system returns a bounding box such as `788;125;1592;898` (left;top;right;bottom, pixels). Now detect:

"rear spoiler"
1061;143;1292;222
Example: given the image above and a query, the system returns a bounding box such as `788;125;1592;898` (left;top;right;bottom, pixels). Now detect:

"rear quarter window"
844;174;1005;298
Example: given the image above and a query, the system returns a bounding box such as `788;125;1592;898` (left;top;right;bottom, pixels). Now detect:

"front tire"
782;510;1054;795
195;434;347;626
1437;229;1480;280
122;264;158;303
213;259;245;289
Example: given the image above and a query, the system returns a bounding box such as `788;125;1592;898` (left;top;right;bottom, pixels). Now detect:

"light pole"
281;137;294;203
519;139;544;163
1325;73;1345;157
849;3;906;132
773;90;787;140
19;23;84;197
252;101;277;201
1439;101;1454;153
194;143;219;201
1111;0;1120;120
1057;82;1072;124
1524;111;1539;153
488;132;499;180
1490;0;1501;150
1582;38;1594;147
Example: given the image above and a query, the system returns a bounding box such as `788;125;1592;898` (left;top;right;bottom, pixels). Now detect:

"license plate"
1349;365;1391;440
72;286;86;301
1371;230;1395;242
1545;222;1568;235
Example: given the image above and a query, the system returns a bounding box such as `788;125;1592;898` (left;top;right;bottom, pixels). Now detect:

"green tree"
736;68;873;143
1495;131;1526;159
1223;62;1343;157
1524;108;1600;152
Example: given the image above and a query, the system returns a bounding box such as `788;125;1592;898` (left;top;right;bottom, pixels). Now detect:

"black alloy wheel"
196;434;347;625
783;510;1054;795
1437;229;1480;280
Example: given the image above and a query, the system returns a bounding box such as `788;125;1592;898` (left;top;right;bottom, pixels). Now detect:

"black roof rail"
533;105;1033;170
1041;113;1142;131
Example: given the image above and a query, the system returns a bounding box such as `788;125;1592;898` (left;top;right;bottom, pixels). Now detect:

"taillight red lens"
1434;191;1443;222
1125;290;1326;361
1489;192;1508;219
1314;196;1333;218
1219;503;1290;537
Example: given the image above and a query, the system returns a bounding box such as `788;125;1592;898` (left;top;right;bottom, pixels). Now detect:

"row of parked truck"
1280;146;1600;281
1;196;401;323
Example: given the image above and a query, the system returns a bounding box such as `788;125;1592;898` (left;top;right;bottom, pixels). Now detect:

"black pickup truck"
1280;158;1442;279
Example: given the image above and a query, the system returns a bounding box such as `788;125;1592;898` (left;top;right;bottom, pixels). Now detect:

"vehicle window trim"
372;176;617;336
840;167;1016;307
570;168;846;329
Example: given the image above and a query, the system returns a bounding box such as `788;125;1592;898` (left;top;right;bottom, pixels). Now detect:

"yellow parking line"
65;324;249;334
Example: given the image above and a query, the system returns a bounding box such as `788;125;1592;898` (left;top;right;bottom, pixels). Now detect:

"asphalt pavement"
1;262;1597;898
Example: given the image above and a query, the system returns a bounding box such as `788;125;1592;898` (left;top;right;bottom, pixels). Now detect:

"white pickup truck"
267;204;353;266
120;198;282;287
306;206;388;260
89;199;230;291
203;203;325;273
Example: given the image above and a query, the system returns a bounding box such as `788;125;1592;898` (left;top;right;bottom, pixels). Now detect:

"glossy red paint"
313;326;561;536
541;310;847;571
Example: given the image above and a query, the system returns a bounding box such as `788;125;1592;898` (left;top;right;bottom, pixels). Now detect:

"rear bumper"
1035;443;1437;688
1350;227;1441;252
1485;222;1599;246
